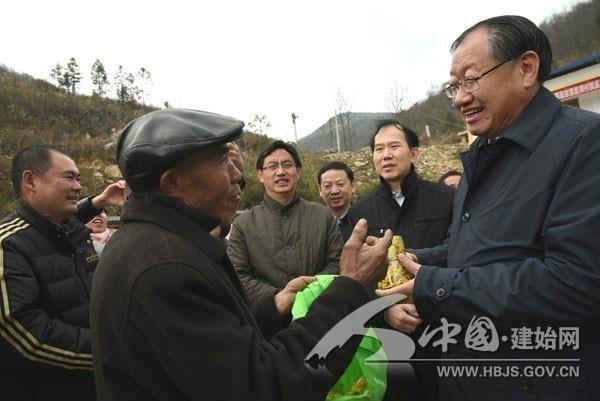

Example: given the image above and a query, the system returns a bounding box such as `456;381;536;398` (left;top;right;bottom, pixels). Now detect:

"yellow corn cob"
378;235;413;289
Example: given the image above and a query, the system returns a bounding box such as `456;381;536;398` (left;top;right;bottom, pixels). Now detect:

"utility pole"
334;114;341;153
291;113;299;144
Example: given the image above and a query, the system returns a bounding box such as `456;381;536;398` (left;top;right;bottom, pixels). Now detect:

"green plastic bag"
291;275;387;401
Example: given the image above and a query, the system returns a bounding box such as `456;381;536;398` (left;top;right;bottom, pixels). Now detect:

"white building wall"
544;62;600;114
579;91;600;113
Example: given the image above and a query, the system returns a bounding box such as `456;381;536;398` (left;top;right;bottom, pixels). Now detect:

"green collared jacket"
228;193;342;306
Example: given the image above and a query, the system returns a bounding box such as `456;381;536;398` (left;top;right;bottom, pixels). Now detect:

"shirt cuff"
414;265;458;322
251;290;291;341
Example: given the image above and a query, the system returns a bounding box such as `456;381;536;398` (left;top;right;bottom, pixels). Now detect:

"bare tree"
247;114;272;135
137;67;152;106
334;88;353;150
389;82;408;115
114;66;139;103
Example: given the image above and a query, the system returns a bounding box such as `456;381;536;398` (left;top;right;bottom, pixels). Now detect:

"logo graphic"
305;295;581;377
305;294;415;378
465;316;499;352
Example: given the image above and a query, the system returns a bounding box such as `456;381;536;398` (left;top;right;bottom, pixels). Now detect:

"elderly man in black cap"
90;109;393;401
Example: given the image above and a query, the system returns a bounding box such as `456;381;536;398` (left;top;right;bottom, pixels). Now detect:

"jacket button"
461;212;470;222
519;379;533;391
436;288;445;297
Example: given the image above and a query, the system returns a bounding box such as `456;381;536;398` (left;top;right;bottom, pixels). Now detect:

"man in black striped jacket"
0;145;124;401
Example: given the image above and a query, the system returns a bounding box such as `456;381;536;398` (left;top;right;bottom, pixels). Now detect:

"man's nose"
453;86;472;108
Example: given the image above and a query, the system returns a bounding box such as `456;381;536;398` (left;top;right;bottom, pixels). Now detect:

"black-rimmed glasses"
442;59;510;99
261;161;296;172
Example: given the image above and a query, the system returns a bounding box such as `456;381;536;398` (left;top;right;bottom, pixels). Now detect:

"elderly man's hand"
384;303;423;334
375;253;422;298
274;276;316;315
340;219;392;288
91;180;127;210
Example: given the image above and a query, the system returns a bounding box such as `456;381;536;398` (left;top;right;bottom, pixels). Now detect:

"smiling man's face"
257;148;301;203
28;150;82;224
450;28;525;139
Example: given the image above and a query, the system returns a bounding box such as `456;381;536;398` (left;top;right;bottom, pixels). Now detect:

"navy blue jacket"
414;87;600;400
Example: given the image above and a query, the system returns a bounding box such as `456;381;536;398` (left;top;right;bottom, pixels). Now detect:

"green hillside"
0;63;463;218
0;66;330;216
0;65;155;214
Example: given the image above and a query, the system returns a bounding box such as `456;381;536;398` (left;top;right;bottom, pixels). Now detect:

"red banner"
553;77;600;100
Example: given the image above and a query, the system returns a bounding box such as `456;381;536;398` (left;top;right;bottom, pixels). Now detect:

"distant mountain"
300;92;465;153
299;112;396;152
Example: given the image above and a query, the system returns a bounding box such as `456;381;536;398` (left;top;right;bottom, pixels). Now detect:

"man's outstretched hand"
340;219;392;288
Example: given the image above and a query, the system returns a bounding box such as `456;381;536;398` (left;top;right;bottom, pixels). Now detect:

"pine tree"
50;63;67;91
65;57;82;94
91;59;109;97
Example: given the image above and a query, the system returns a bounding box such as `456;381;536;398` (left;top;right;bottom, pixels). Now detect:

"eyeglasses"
442;59;510;99
261;161;296;172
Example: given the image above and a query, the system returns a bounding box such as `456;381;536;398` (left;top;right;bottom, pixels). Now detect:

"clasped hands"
275;219;425;334
375;251;423;333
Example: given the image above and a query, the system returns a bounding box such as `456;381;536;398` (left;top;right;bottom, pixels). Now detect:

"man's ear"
21;170;36;193
257;168;265;184
410;147;420;164
518;50;540;89
317;182;324;198
159;168;179;197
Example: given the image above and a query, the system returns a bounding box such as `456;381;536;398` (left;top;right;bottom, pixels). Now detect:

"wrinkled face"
373;126;419;185
450;29;524;139
86;211;108;233
28;151;82;224
257;148;301;199
442;175;461;189
173;146;242;222
319;169;355;214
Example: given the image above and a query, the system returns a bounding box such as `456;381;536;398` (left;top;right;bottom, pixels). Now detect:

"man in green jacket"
228;140;342;308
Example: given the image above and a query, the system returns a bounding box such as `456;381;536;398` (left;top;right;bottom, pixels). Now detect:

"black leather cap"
116;109;244;190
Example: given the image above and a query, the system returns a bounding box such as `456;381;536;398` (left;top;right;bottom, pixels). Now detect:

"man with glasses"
380;15;600;401
228;140;342;308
